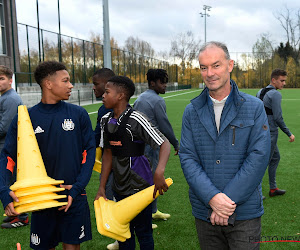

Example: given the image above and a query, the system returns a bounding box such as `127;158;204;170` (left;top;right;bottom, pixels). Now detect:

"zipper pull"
231;126;235;146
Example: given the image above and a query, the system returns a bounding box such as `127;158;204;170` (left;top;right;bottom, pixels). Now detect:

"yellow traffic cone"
14;185;65;198
10;106;64;191
94;178;173;242
6;105;67;214
14;200;68;214
93;147;102;173
14;192;66;207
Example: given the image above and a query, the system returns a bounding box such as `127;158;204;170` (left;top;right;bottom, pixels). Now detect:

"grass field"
1;88;299;250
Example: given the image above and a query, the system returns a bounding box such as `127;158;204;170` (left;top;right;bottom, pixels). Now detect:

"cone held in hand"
93;147;102;173
7;105;67;214
94;178;173;241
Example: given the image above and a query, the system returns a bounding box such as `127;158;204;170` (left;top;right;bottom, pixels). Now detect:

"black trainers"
269;189;286;197
1;217;29;229
2;216;15;223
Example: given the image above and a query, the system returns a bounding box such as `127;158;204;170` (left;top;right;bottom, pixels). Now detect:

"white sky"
15;0;299;56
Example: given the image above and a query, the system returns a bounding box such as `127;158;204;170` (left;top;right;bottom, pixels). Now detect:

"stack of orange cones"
8;105;67;214
94;178;173;242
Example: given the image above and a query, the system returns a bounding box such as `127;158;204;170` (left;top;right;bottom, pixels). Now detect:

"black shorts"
30;195;92;249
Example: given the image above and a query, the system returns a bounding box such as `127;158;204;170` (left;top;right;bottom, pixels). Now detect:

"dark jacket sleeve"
69;109;96;199
130;111;166;149
0;115;18;209
0;98;20;139
271;91;292;137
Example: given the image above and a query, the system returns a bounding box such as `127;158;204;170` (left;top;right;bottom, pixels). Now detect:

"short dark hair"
0;65;13;79
199;41;231;60
108;76;135;101
93;68;115;81
146;69;168;86
271;68;287;81
34;61;67;86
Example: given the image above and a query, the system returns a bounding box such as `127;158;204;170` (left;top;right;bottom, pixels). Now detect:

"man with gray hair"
179;42;271;249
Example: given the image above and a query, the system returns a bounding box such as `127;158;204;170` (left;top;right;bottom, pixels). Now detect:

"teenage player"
95;76;170;249
0;61;95;249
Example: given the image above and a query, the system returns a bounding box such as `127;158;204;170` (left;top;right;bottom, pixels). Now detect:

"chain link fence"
15;23;178;88
14;23;299;107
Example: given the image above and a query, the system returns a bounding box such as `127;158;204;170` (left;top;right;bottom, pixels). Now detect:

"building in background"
0;0;20;72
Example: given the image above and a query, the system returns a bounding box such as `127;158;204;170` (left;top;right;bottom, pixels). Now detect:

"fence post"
78;89;80;106
117;49;120;75
71;37;75;84
134;54;137;83
93;42;96;73
26;25;32;86
41;29;44;61
83;40;86;85
123;50;126;76
36;0;41;62
9;0;17;89
58;0;62;62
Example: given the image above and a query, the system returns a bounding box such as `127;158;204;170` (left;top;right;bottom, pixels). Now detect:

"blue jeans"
144;144;159;213
269;132;280;189
114;192;154;250
195;217;261;250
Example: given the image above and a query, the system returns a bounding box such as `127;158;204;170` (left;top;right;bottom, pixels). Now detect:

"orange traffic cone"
8;105;67;214
94;178;173;241
93;147;102;173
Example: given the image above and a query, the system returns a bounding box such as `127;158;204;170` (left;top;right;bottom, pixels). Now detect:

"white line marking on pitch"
88;89;200;115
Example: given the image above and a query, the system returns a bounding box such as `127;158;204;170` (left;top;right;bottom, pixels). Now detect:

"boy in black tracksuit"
95;76;170;250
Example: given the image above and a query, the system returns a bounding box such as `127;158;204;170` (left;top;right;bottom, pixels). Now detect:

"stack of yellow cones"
93;147;102;173
94;178;173;242
8;105;67;214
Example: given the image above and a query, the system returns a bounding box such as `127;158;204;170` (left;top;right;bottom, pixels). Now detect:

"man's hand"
4;191;19;217
289;134;295;142
153;170;168;199
174;149;179;156
58;184;73;212
209;193;236;219
210;210;228;226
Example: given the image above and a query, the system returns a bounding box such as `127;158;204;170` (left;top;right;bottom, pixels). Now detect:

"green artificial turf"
0;88;299;249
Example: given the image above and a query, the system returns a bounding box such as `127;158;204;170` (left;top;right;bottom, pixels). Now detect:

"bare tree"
124;36;155;58
274;6;300;54
252;33;275;87
252;33;274;56
169;31;201;74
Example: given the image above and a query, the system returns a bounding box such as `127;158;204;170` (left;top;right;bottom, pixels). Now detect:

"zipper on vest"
231;126;235;146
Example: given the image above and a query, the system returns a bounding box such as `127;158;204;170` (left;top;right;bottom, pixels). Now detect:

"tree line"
17;6;299;88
